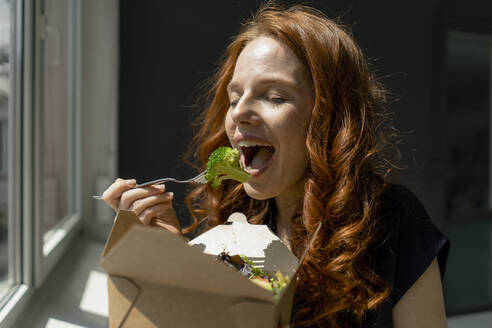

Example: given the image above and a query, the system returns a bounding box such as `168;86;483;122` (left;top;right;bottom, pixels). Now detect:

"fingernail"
168;192;174;199
127;179;136;186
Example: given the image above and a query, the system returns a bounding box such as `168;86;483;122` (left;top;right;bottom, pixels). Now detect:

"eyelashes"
266;96;287;104
228;95;289;108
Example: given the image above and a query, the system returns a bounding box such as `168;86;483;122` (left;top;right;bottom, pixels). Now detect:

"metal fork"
92;170;207;200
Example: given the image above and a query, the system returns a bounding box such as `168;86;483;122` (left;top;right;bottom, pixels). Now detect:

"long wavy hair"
184;3;391;327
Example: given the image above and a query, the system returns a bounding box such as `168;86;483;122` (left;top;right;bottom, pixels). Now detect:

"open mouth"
237;141;275;174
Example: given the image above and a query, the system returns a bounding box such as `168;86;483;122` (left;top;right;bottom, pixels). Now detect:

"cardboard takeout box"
101;210;319;328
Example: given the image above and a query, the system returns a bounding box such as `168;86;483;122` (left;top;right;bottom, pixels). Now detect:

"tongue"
250;147;274;169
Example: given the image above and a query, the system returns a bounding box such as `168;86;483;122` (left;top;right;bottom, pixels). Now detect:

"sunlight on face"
225;36;314;204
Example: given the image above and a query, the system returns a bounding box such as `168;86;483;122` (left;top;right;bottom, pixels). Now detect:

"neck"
274;195;302;226
274;181;305;246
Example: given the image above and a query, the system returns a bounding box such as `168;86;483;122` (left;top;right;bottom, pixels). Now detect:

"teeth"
237;140;272;147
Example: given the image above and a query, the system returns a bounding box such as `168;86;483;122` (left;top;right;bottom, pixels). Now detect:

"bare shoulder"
393;258;448;328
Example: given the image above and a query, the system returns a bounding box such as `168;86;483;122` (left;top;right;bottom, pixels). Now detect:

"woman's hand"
102;178;183;236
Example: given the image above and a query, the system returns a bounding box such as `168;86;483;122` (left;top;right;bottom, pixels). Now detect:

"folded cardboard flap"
230;300;276;328
107;275;286;328
110;278;279;328
102;211;274;302
107;275;141;328
274;270;297;323
103;210;142;257
271;221;322;301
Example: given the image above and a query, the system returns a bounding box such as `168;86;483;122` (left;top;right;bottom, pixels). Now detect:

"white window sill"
0;284;31;328
12;235;108;328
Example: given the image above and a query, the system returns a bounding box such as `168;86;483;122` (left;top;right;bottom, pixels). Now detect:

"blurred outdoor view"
0;0;10;300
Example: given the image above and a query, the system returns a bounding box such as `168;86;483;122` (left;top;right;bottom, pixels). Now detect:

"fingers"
119;184;167;211
139;203;182;235
102;178;183;236
102;178;137;211
129;191;174;216
139;202;174;225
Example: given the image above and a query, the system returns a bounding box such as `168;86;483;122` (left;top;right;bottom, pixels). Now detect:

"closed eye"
229;96;240;107
266;96;287;104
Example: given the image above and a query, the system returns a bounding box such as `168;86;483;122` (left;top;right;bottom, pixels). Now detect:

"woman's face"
225;36;314;201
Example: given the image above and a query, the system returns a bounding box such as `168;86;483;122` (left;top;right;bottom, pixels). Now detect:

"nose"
229;95;261;126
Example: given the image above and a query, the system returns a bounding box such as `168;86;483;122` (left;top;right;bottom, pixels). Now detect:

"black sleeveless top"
361;184;450;327
287;184;451;327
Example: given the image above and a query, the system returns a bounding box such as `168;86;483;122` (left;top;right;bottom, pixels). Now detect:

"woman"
102;3;449;327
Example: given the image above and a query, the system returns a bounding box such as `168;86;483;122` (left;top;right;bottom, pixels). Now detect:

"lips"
236;139;276;175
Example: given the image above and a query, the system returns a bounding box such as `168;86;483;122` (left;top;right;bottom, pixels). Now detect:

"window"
0;0;82;325
0;0;12;304
0;122;7;173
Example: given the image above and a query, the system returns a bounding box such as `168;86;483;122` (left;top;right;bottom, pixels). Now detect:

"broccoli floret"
205;147;251;188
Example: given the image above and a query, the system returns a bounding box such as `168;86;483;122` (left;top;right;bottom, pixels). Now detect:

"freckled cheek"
278;112;308;139
284;119;309;168
275;121;308;160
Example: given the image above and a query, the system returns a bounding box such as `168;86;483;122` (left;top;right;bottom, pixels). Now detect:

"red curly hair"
184;3;391;327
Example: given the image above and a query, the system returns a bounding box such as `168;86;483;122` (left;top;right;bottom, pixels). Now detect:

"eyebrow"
227;76;298;93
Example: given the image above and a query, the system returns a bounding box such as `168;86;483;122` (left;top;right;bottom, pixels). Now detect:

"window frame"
0;1;32;327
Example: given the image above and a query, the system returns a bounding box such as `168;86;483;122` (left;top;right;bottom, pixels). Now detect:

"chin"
242;183;274;201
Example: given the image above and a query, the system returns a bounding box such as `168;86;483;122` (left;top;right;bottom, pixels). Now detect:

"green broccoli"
205;147;251;188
